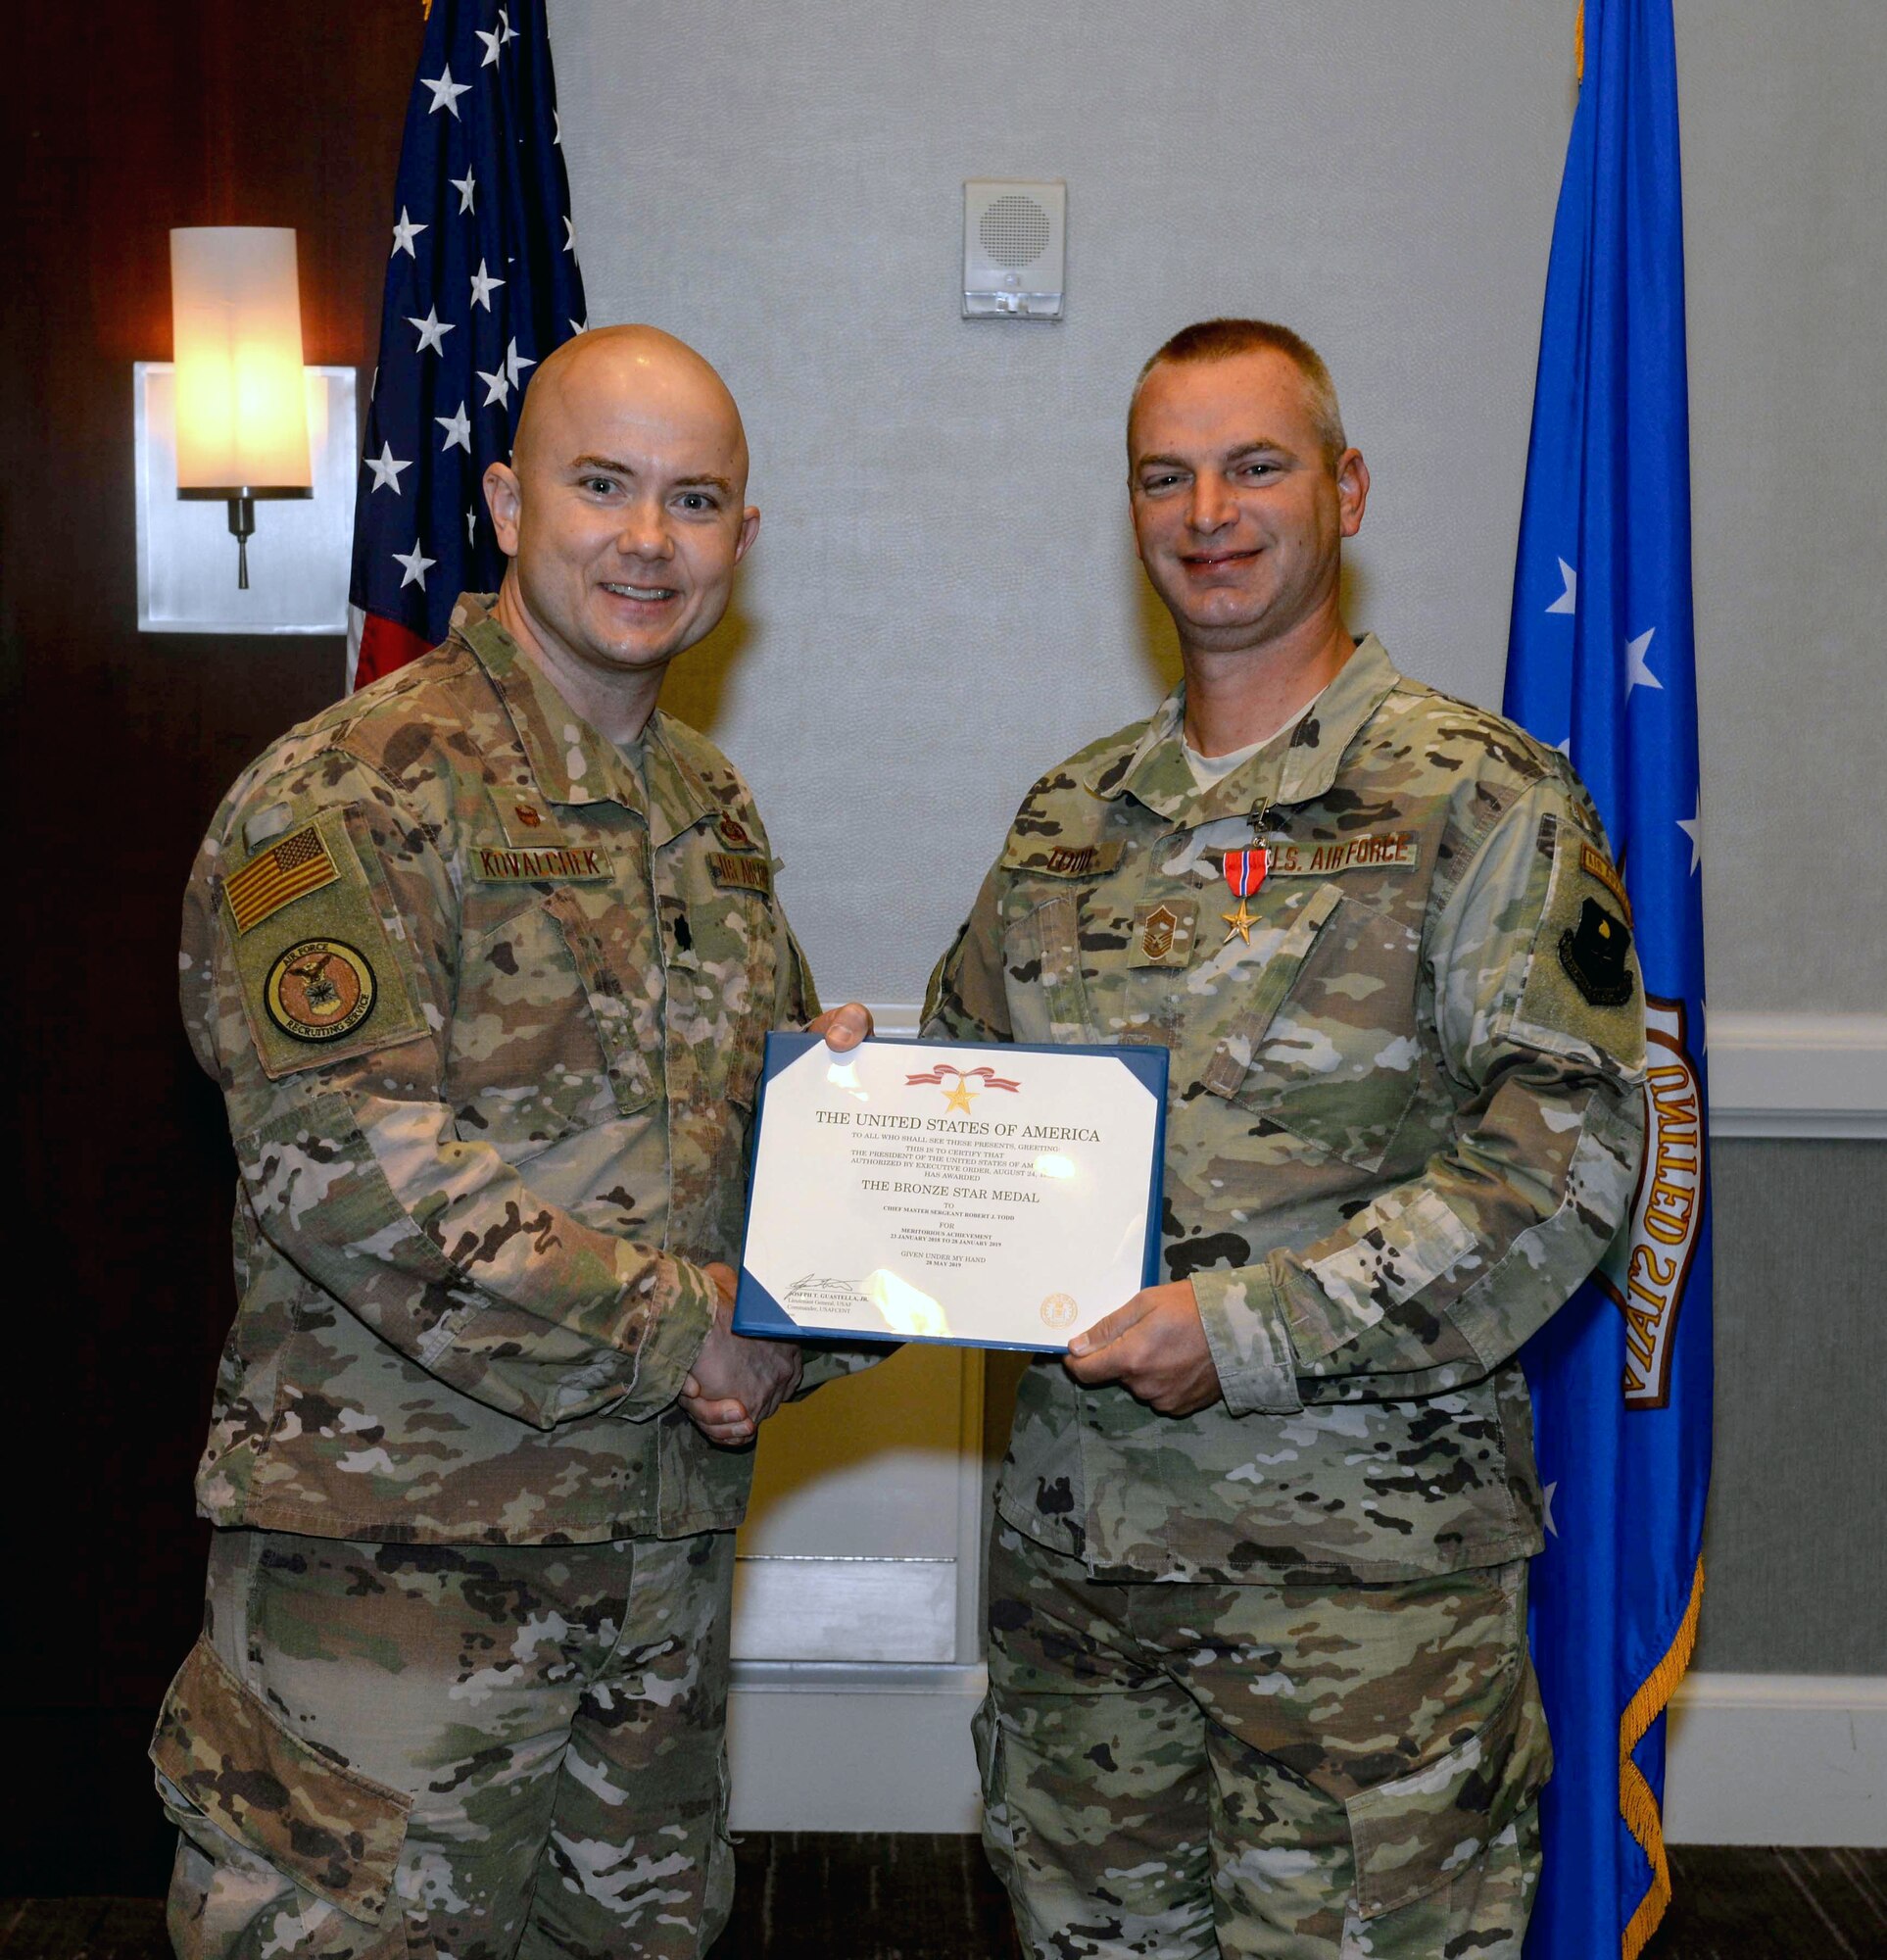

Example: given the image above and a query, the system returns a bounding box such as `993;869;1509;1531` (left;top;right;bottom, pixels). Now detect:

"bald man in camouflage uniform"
926;320;1646;1957
153;326;868;1960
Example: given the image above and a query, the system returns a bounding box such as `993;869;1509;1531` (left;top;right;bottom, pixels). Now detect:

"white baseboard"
1664;1672;1887;1847
728;1665;1887;1846
1708;1012;1887;1139
864;1004;1887;1139
727;1661;986;1833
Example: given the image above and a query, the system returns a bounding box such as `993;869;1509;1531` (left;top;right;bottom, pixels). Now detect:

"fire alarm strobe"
963;179;1066;320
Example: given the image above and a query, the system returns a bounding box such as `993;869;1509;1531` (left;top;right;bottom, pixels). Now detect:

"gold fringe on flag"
1620;1557;1706;1960
1575;2;1586;86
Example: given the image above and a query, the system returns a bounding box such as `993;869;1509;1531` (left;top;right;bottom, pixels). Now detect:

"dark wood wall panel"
4;1;424;1894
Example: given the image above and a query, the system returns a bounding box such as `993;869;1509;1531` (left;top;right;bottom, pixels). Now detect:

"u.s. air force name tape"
707;852;772;895
1263;831;1420;875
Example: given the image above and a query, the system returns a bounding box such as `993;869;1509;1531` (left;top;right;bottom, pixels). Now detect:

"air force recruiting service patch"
225;806;428;1079
264;939;378;1044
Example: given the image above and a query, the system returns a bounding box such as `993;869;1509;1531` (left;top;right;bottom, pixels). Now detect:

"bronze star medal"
1221;845;1267;945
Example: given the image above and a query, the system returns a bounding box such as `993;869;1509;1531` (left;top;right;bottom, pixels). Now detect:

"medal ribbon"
1222;846;1268;900
905;1062;1021;1093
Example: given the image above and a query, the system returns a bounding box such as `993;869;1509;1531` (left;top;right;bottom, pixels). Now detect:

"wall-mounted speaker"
962;179;1066;320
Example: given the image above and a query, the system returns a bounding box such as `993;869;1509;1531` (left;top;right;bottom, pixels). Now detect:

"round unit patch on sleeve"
264;939;378;1044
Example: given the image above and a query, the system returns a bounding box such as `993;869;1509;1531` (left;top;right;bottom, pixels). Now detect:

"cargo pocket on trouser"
153;1636;423;1960
1341;1657;1551;1946
697;1740;737;1958
971;1693;1021;1896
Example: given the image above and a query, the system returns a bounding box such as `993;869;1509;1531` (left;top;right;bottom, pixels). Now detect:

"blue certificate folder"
732;1032;1168;1351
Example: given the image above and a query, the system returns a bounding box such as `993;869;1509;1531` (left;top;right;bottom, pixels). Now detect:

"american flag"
222;825;340;934
347;0;588;689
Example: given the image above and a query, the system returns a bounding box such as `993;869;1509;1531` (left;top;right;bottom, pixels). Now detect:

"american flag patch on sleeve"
222;824;341;935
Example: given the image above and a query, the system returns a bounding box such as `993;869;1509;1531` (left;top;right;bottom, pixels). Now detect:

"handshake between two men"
680;1000;1228;1447
157;318;1644;1960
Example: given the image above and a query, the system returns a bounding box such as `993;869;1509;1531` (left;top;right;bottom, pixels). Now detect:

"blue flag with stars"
1505;5;1711;1956
348;0;587;688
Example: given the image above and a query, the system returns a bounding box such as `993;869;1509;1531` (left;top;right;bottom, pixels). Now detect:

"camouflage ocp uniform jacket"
926;636;1647;1585
179;594;826;1545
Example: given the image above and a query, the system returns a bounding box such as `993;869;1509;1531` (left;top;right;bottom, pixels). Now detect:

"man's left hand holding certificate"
733;1033;1167;1353
680;1003;874;1446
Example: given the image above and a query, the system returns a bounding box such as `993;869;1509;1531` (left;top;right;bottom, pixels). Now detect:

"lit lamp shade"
170;227;313;496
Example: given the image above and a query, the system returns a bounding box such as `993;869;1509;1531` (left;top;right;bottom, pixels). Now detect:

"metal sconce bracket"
135;363;359;635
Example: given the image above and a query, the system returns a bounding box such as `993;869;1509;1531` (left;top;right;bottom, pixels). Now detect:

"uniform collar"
452;593;718;844
1088;633;1402;824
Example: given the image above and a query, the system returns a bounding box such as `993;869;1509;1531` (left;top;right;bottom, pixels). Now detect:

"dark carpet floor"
4;1838;1883;1958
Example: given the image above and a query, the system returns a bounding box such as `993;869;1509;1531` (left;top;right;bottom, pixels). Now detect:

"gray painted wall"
987;1139;1887;1676
1694;1140;1886;1674
555;0;1885;1010
1680;8;1887;1011
552;1;1887;1673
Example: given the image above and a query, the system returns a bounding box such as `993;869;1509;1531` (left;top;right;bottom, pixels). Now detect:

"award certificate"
733;1034;1167;1351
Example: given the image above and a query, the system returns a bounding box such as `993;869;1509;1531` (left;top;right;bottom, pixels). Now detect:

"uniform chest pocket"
1000;890;1098;1044
1202;883;1424;1171
447;890;657;1152
658;887;775;1111
544;887;662;1114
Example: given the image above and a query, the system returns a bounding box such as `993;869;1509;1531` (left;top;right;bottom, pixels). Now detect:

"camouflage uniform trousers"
155;1525;737;1960
976;1523;1551;1959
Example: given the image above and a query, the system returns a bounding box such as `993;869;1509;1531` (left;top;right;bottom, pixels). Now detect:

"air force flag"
1505;5;1712;1957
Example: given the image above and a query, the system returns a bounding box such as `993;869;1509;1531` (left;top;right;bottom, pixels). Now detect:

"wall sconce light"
170;227;313;587
134;225;358;636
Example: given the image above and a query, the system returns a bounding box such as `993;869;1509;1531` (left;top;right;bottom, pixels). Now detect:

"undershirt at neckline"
1182;683;1328;792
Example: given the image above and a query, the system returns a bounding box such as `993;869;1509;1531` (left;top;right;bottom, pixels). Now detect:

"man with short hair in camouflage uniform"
925;319;1648;1957
153;325;869;1959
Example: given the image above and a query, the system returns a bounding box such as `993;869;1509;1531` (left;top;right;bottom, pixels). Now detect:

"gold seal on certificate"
733;1035;1167;1352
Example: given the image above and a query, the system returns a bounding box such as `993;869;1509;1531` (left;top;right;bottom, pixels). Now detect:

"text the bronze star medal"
1221;898;1257;945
